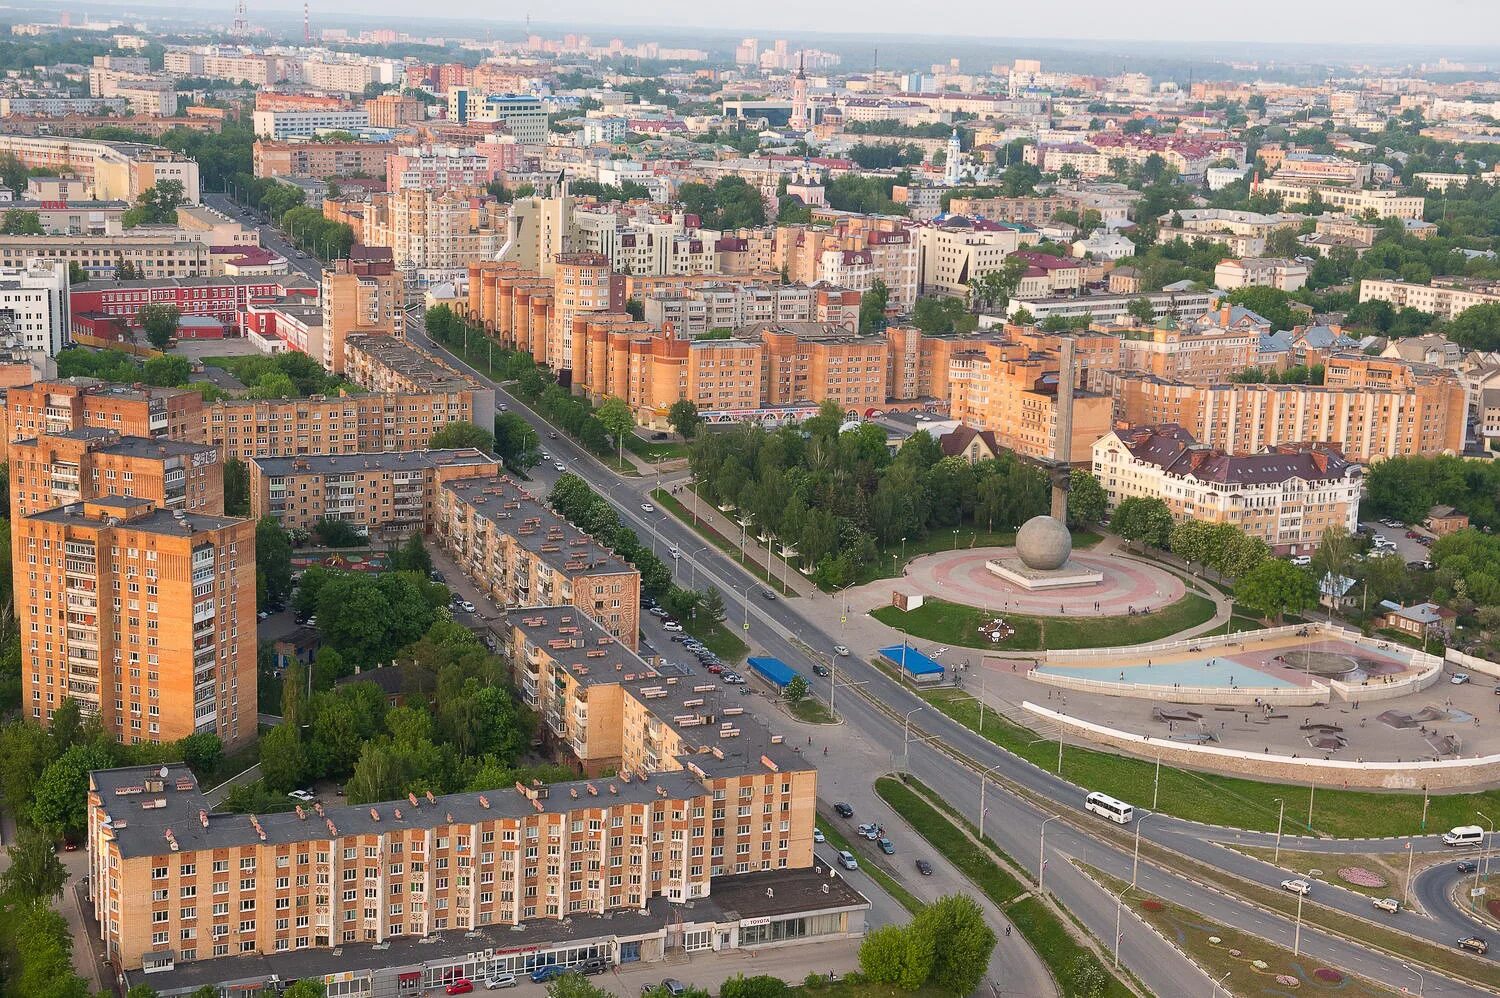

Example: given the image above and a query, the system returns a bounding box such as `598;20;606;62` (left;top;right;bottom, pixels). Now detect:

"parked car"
833;645;850;657
706;663;723;674
446;980;475;995
1452;672;1471;685
554;462;566;472
1289;555;1312;567
857;823;880;840
813;664;830;678
1372;534;1389;546
662;621;684;633
530;966;567;983
915;859;933;876
1458;935;1489;954
649;607;670;618
834;802;854;818
877;838;895;855
837;851;858;871
484;974;518;990
641;503;656;512
1406;530;1422;539
579;959;609;976
287;789;316;803
459;601;476;613
1372;897;1400;914
658;981;687;996
1280;879;1312;896
813;828;825;844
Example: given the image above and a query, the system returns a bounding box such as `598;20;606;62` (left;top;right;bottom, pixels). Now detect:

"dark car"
915;859;933;876
758;586;777;600
530;966;567;983
579;959;609;976
833;802;854;818
812;664;830;678
1458;935;1489;954
1458;860;1479;873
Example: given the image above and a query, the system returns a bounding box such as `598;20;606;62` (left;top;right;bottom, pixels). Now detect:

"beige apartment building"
915;222;1034;298
9;429;222;519
248;449;498;534
320;247;405;374
435;476;642;650
18;497;255;746
1358;277;1500;321
252;140;393;180
0;232;209;280
2;378;207;462
1092;424;1362;554
1114;324;1261;384
1257;179;1425;219
204;391;483;461
342;335;496;417
948;340;1112;463
1113;355;1467;461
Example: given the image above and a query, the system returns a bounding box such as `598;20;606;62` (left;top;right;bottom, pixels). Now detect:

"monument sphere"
1016;514;1072;571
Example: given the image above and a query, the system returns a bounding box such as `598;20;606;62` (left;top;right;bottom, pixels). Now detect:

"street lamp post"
1292;887;1305;956
978;763;1004;841
1402;963;1425;998
1273;798;1286;865
1478;809;1495;878
902;707;924;772
1039;814;1060;892
1113;885;1133;967
1211;971;1231;998
1130;813;1156;887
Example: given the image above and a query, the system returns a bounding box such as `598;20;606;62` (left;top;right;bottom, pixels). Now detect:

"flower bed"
1313;968;1343;983
1140;899;1164;912
1337;866;1387;888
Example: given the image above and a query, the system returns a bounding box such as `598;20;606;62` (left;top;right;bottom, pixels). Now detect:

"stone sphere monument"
1016;514;1072;571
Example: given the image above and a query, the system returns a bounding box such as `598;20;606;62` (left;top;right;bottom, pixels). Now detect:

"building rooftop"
1113;424;1360;485
344;335;480;394
73;274;313;292
27;499;242;535
441;475;637;581
250;448;495;477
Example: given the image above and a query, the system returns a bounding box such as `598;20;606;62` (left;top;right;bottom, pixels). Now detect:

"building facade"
9;429;222;519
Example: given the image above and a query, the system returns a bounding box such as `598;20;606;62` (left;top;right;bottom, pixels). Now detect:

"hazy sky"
274;0;1500;48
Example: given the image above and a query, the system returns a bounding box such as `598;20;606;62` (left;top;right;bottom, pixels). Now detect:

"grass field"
789;697;837;724
875;776;1132;998
684;615;749;663
871;593;1217;650
1087;868;1397;998
920;687;1500;839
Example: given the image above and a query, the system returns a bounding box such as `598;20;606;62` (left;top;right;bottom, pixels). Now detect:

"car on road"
857;823;880;839
758;586;777;600
706;664;723;674
484;974;518;989
833;645;850;656
812;663;830;677
460;601;476;613
1372;897;1400;914
641;503;656;512
834;802;854;818
915;859;933;876
649;607;670;618
446;980;475;995
1452;672;1471;685
257;610;270;620
287;789;316;803
662;621;684;633
1289;555;1312;567
530;966;567;983
877;838;895;854
813;828;825;843
1280;878;1312;896
1457;860;1479;873
554;462;566;472
1458;935;1489;954
548;431;558;439
837;850;858;871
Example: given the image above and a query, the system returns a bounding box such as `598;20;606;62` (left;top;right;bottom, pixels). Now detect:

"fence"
1446;647;1500;681
1026;669;1330;706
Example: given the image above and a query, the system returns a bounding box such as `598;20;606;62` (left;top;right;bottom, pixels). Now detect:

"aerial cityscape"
0;2;1497;997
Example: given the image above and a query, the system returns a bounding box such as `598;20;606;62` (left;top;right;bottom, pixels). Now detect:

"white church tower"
943;128;963;185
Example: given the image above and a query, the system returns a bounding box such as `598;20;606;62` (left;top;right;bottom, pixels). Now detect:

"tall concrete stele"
987;337;1104;589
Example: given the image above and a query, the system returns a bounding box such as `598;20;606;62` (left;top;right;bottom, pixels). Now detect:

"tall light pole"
978;762;1004;841
1039;814;1060;891
1292;887;1305;956
1402;962;1425;998
902;707;924;772
734;583;752;636
1113;885;1133;967
1478;809;1495;877
1273;798;1286;865
1211;971;1231;998
1131;812;1156;888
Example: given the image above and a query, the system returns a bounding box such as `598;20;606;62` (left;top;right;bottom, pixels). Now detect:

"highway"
399;308;1498;996
220;191;1495;993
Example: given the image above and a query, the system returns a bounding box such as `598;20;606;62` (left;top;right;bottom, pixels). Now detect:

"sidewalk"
656;477;821;599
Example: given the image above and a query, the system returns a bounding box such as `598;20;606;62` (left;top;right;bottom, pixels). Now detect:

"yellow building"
319;247;405;374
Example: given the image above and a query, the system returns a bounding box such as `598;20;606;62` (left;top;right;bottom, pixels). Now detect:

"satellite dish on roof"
160;766;169;779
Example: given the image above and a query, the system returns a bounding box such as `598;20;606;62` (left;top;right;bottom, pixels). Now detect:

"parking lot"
1359;518;1435;566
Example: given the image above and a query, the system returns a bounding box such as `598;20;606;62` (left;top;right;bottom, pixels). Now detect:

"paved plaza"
844;546;1187;618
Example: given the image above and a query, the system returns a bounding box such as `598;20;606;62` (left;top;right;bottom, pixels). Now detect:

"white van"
1442;825;1484;846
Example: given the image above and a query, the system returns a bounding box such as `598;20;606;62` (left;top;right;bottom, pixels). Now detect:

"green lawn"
920;687;1500;839
625;434;689;462
817;812;924;915
875;777;1132;998
871;593;1217;651
652;488;779;586
684;615;749;663
789;697;837;724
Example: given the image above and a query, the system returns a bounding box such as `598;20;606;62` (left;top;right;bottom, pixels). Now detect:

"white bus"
1085;792;1134;824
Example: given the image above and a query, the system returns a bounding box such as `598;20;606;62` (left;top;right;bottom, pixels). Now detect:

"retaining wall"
1446;647;1500;681
1026;669;1330;706
1023;701;1500;791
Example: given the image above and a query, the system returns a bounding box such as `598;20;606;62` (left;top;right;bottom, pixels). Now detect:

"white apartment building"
445;89;547;144
1214;257;1308;293
1258;179;1425;220
0;259;70;357
1358;278;1500;320
0;97;128;116
301;58;378;94
1092;425;1362;554
915;223;1033;297
251;108;371;140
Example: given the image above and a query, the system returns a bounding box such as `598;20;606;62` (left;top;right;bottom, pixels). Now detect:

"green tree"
597;396;634;464
429;420;495;452
68;261;89;284
1065;470;1107;528
0;826;67;900
1239;559;1318;623
282;980;328;998
1312;525;1355;588
784;675;809;703
547;976;614;998
1111;496;1173;549
312;516;364;548
701;586;726;622
392;532;433;575
0;208;43;235
141;353;190;387
667;399;702;439
911;295;974;335
137;302;181;349
1446;302;1500;352
8;904;90;998
1126;297;1157;324
859;921;935;991
719;975;789;998
121;179;186;227
247;371;296;399
914;894;996;996
493;412;541;471
311;645;347;691
258;722;308;793
256;515;294;608
1224;286;1296;331
859;278;890;333
223;457;250;516
31;741;112;841
968;255;1030;314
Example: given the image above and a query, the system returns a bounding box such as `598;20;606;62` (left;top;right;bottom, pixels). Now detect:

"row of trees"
688;401;1106;588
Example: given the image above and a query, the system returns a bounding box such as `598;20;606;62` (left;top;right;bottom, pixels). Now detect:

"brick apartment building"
1;378;206;462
